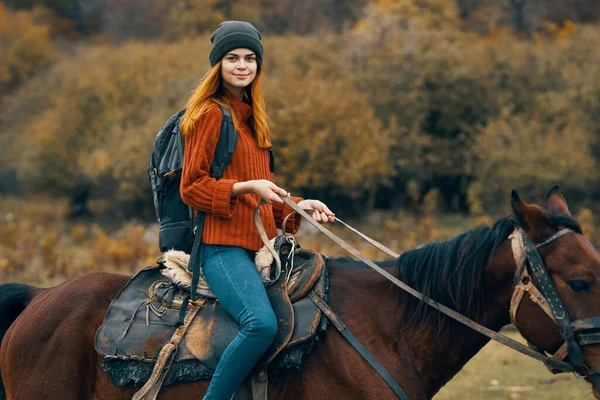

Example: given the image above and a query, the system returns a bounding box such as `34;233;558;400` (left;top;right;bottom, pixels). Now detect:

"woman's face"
221;48;258;91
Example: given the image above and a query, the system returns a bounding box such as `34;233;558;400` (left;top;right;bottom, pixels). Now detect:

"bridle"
509;228;600;381
274;197;600;395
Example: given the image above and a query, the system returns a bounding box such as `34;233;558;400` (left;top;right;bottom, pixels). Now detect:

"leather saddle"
95;248;328;389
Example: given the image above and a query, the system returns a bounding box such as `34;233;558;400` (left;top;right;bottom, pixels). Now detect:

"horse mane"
395;213;581;340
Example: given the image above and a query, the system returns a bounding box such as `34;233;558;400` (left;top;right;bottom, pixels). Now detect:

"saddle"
95;247;328;396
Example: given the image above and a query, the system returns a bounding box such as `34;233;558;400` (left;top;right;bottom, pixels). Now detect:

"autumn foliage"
1;1;599;213
1;0;600;285
3;0;599;214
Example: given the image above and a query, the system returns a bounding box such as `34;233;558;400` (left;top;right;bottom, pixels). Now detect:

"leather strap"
279;195;574;373
175;116;193;222
308;291;409;400
132;300;203;400
521;231;585;368
187;106;236;305
188;212;205;302
334;217;400;258
254;200;281;284
250;367;268;400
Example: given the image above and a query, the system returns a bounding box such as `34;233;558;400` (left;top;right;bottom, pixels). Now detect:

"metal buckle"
574;364;591;378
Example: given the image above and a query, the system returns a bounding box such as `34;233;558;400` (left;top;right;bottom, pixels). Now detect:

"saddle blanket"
95;251;329;387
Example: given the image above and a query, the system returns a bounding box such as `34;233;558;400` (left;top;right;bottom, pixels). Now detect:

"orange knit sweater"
180;96;302;251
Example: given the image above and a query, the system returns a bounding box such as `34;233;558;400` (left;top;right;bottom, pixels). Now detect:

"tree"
4;0;82;25
508;0;531;37
4;38;212;202
0;5;58;102
165;0;224;39
264;36;394;209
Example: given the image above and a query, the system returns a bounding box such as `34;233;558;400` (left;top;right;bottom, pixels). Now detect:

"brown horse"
1;186;600;399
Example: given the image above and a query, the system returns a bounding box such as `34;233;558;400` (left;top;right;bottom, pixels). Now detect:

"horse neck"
406;240;516;397
325;260;431;398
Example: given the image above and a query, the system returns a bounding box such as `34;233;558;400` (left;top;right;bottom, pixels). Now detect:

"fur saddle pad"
160;244;323;302
94;252;329;387
158;243;275;298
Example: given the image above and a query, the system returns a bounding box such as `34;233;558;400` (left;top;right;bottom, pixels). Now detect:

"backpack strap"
211;106;238;180
188;106;238;303
188;212;205;303
175;109;193;221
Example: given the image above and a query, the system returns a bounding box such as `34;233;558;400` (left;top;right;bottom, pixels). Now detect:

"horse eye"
568;280;592;293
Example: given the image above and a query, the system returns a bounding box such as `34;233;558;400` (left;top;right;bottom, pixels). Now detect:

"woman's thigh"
200;244;274;326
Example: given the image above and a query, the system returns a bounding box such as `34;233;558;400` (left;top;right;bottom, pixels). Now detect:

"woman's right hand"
232;180;288;204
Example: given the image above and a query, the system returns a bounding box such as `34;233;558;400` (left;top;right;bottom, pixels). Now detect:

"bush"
3;10;600;215
0;4;58;95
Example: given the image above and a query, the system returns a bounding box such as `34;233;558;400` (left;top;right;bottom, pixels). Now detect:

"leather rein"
275;196;600;383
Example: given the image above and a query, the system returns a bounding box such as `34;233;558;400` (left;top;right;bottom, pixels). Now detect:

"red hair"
180;60;272;149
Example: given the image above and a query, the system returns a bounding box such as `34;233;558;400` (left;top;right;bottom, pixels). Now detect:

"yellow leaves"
10;37;212;195
576;208;597;243
0;5;58;91
83;150;112;179
355;0;460;38
39;230;59;268
89;224;157;273
416;216;441;242
0;195;161;285
3;19;600;216
165;0;224;39
472;108;596;209
266;69;394;199
0;3;7;23
71;225;88;244
470;215;495;230
484;25;519;43
536;20;579;43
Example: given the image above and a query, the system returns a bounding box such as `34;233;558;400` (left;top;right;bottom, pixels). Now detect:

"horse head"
510;185;600;397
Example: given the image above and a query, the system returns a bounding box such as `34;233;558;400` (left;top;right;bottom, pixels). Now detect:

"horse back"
0;272;129;400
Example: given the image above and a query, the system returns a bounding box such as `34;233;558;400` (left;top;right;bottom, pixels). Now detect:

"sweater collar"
231;95;253;123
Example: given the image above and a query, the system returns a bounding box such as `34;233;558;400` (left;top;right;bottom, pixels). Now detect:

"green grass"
435;330;592;400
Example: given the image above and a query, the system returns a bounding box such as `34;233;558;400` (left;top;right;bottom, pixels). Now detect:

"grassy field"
435;330;592;400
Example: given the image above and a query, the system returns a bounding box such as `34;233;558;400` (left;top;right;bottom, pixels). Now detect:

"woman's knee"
245;310;278;341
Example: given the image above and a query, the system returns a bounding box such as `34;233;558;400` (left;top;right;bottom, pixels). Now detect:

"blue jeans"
201;244;278;400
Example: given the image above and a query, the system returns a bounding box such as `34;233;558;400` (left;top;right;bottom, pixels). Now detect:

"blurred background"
0;0;599;398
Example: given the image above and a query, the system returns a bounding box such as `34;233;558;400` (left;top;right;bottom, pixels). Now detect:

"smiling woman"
175;20;335;399
220;49;258;94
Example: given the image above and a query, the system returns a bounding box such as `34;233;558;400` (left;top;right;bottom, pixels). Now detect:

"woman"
179;21;335;399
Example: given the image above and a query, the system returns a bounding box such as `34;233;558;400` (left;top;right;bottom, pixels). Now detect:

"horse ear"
545;184;571;216
511;189;528;229
511;189;554;241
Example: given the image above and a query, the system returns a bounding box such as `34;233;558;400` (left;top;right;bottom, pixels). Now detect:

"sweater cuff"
211;179;239;219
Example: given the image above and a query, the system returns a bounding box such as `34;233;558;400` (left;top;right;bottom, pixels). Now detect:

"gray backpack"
147;106;237;253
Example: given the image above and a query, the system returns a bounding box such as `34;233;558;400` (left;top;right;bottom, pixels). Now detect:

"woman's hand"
297;199;335;223
232;180;288;204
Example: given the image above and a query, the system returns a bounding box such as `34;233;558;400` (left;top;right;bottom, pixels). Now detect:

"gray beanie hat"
209;21;263;67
